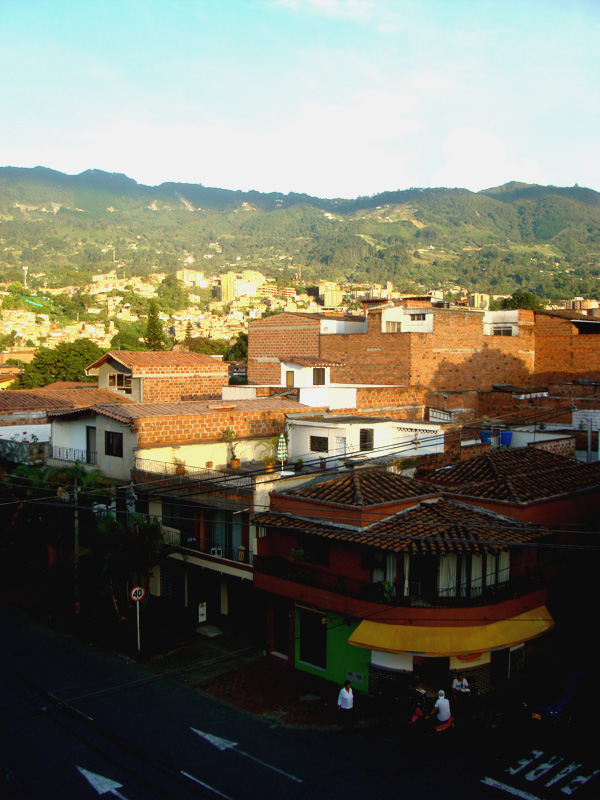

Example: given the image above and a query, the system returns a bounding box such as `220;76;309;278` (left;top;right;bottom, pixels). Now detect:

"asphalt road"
1;602;599;800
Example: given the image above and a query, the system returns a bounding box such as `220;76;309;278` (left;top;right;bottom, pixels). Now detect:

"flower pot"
175;466;186;476
230;458;241;470
265;463;275;473
206;461;213;468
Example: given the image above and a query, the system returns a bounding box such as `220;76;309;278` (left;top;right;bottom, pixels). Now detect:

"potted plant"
222;428;240;469
320;456;327;469
295;458;303;473
173;457;186;476
259;437;278;473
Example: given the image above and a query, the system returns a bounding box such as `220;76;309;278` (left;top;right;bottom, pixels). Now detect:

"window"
359;428;374;451
313;367;325;386
309;435;328;453
409;313;427;321
108;373;132;393
286;371;294;388
162;501;181;530
493;326;513;336
385;321;401;332
104;430;123;458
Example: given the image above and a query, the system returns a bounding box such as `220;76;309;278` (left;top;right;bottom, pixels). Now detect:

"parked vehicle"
522;672;583;727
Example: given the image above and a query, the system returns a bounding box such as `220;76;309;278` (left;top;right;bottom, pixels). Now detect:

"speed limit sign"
130;586;145;602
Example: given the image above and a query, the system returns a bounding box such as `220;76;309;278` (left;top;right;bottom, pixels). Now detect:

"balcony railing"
0;439;50;466
162;527;252;564
134;457;253;488
254;555;542;608
51;446;97;465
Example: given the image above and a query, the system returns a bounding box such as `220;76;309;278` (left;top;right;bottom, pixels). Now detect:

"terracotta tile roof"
281;469;436;506
442;461;600;503
418;448;572;485
418;448;600;504
0;387;132;412
255;498;550;555
47;395;314;423
86;350;226;371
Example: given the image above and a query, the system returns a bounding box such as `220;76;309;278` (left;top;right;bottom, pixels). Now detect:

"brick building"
253;468;556;696
86;351;229;403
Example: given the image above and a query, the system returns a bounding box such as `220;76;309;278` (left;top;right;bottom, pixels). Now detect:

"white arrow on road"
76;766;131;798
191;727;303;783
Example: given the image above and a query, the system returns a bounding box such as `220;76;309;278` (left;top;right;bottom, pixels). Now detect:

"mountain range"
1;167;599;301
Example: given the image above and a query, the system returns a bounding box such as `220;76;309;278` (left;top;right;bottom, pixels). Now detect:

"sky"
1;0;599;198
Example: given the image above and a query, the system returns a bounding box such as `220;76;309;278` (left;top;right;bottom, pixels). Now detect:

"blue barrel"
480;430;492;444
499;430;513;447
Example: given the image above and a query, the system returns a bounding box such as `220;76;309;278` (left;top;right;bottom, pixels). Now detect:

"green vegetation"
16;340;105;388
1;168;600;306
143;301;168;350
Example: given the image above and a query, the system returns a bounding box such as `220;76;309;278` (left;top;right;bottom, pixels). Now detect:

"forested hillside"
1;167;599;301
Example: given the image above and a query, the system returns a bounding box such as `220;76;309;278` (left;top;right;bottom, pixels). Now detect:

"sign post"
130;586;145;652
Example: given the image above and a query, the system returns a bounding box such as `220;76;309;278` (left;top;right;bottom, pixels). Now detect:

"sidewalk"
143;628;381;729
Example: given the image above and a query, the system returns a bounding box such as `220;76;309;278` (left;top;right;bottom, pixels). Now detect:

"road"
1;602;598;799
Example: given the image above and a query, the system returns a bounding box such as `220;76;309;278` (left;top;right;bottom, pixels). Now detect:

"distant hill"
1;167;599;302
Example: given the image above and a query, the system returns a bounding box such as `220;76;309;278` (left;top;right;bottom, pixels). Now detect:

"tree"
17;340;105;388
501;290;544;310
143;301;167;350
224;332;248;361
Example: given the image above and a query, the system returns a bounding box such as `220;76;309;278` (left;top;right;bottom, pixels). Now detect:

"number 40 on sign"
130;586;145;602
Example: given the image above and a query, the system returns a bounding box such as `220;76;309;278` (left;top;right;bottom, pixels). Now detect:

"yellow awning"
348;606;554;657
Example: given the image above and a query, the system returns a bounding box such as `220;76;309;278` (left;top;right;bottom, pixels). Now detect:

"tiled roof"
418;448;600;504
281;469;437;507
86;350;226;371
0;387;132;412
255;498;550;555
443;462;600;503
47;395;314;423
418;448;572;485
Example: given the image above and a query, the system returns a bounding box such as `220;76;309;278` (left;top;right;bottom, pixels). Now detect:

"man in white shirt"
429;689;451;723
452;674;471;699
337;680;354;729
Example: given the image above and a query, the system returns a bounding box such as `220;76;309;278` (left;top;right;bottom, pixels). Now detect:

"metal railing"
162;527;252;564
254;555;542;608
51;446;97;465
134;457;253;488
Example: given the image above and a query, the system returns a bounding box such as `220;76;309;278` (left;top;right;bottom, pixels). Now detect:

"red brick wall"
135;405;325;447
534;314;600;383
248;313;321;384
142;367;228;403
527;438;576;458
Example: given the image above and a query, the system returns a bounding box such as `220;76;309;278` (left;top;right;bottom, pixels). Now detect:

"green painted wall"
294;607;371;693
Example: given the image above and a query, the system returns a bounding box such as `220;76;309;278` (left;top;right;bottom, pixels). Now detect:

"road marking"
481;777;542;799
181;771;236;800
76;766;130;798
190;727;303;783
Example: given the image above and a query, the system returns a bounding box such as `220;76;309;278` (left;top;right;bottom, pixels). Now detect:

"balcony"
134;457;253;488
254;555;542;608
162;527;252;565
0;439;50;466
51;446;97;465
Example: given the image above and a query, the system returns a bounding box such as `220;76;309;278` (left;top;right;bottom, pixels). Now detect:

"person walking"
337;680;354;729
